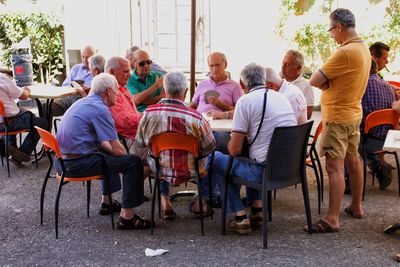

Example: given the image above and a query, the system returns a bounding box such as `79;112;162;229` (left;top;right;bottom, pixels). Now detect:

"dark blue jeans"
359;135;385;172
59;153;144;209
1;111;48;154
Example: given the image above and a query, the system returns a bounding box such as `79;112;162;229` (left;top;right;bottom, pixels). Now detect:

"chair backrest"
35;126;62;158
150;132;199;158
364;109;399;134
0;99;5;118
388;80;400;88
312;121;323;143
264;121;314;191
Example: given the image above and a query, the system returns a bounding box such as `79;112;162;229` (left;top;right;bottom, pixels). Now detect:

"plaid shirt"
136;98;216;184
361;73;395;139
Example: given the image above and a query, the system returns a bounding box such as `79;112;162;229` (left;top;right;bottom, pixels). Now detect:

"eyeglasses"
328;25;337;32
138;59;153;67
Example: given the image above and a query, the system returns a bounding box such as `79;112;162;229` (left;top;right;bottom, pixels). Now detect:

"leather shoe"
8;145;30;162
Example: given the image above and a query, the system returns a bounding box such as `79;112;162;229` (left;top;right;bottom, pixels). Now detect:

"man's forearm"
134;83;161;105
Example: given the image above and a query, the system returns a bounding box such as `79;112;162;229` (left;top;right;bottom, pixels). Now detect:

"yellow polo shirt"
320;37;371;123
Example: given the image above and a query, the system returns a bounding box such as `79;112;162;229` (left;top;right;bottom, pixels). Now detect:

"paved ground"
1;110;400;266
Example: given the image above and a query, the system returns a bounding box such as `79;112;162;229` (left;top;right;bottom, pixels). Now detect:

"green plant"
294;23;336;71
0;13;64;84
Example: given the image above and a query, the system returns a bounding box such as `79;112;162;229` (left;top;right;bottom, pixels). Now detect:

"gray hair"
125;46;140;61
89;54;105;72
265;67;282;85
105;56;130;73
163;71;187;97
330;8;355;28
286;49;304;68
240;63;266;89
89;73;119;96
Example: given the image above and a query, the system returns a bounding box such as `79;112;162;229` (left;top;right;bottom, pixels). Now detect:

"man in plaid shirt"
360;59;398;189
136;71;216;220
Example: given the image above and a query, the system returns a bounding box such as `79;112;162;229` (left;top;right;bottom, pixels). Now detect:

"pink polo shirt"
0;73;23;123
192;77;242;113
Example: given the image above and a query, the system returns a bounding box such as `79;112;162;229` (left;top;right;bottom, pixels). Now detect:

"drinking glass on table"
202;112;213;123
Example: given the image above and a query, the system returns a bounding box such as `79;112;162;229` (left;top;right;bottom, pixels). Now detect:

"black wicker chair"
221;121;314;248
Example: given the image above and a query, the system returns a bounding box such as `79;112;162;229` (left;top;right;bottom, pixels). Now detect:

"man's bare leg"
323;155;344;230
345;153;364;217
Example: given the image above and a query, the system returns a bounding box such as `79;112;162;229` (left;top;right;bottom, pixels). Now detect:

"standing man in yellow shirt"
307;8;371;233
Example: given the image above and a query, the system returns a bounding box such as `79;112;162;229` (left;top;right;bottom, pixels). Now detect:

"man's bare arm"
100;140;127;156
310;70;329;90
228;132;246;156
133;76;163;105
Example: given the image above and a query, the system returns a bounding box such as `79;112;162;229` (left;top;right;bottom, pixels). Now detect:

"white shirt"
0;73;23;123
232;87;296;162
289;74;315;107
279;79;307;124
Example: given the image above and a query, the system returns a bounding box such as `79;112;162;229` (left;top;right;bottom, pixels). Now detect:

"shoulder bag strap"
248;89;268;146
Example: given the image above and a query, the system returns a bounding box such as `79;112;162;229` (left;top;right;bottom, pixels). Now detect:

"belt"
62;154;85;159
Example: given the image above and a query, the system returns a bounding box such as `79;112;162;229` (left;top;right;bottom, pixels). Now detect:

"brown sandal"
344;206;363;219
303;219;339;233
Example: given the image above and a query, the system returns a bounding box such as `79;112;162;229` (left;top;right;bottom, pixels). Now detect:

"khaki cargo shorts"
318;119;361;160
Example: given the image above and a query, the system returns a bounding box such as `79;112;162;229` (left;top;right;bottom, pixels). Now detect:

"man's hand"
155;76;163;88
207;96;221;107
19;86;30;100
75;88;87;97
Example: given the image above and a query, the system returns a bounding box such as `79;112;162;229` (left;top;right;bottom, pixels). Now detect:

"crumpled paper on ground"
145;248;169;257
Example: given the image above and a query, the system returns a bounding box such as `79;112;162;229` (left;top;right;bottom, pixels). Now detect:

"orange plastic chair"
362;109;400;200
0;100;37;177
149;132;212;236
35;126;114;238
306;121;323;214
387;80;400;88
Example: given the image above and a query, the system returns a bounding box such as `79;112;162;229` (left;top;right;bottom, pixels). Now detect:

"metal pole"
190;0;196;100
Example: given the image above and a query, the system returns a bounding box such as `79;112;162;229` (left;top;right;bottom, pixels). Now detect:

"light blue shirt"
57;94;118;155
62;63;93;87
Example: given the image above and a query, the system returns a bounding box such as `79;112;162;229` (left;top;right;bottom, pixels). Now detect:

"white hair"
265;67;282;85
164;72;187;97
89;73;118;96
89;54;105;72
105;56;129;73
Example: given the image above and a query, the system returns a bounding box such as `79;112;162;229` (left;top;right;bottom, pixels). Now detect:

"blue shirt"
57;94;118;155
62;63;93;87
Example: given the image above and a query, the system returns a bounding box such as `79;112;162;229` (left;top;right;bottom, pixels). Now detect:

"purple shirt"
192;77;242;113
57;94;118;155
62;63;93;87
361;73;395;139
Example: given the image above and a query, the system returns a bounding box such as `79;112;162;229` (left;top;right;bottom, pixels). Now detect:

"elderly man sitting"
136;71;216;220
127;49;164;112
0;73;48;166
265;67;307;124
56;73;151;230
210;63;296;234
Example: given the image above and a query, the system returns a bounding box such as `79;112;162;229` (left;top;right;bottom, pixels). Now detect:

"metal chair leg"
86;181;91;218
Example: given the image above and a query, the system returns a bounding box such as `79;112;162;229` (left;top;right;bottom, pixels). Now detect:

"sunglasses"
138;59;153;67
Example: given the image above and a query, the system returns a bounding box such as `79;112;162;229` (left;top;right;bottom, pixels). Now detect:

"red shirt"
109;86;142;139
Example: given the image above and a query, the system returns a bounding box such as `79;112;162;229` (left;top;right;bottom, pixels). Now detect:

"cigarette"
385;66;390;72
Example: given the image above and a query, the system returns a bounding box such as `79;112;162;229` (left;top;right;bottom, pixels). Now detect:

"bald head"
207;51;228;83
133;49;152;77
81;46;96;69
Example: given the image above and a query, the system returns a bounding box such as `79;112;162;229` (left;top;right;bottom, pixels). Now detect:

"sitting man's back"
57;73;151;230
136;71;216;220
